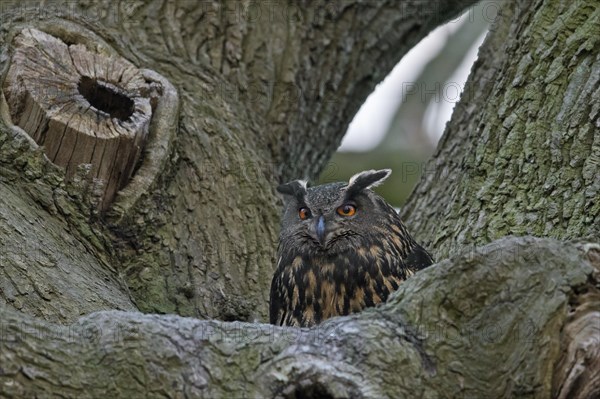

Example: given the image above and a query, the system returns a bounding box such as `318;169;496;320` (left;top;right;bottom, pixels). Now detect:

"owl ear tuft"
277;179;308;201
346;169;391;196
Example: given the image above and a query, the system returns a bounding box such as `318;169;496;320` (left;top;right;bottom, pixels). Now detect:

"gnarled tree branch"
1;237;598;398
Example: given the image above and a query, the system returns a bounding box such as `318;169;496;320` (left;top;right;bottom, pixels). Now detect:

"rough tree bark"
0;237;598;398
0;0;598;398
400;0;600;258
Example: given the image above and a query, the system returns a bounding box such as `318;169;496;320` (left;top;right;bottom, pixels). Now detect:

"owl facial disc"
276;169;393;252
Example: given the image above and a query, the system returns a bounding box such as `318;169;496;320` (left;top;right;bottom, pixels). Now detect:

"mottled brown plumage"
270;169;433;327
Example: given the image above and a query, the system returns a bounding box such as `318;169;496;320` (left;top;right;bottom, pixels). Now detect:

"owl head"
276;169;398;255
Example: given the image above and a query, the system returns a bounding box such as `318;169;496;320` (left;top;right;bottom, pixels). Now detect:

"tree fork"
0;0;598;396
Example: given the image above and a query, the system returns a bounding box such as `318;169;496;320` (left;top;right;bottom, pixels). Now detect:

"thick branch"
1;237;598;398
401;0;600;257
0;179;135;324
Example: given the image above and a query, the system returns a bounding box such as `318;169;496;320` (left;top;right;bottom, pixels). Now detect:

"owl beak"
316;215;326;246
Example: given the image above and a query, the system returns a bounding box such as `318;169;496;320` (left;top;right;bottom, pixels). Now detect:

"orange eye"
336;204;356;217
299;207;311;220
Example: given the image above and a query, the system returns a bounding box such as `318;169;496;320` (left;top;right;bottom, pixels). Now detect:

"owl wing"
403;244;434;272
269;272;287;325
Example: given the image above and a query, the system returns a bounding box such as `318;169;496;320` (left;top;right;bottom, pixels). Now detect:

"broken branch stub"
2;28;155;210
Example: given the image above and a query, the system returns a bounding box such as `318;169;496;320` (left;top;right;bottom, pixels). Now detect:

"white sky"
339;17;487;152
423;29;488;143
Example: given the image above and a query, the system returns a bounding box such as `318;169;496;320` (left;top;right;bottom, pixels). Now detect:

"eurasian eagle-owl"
269;169;433;327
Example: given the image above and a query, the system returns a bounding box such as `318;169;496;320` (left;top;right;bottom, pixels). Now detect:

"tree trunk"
400;0;600;259
0;0;598;398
